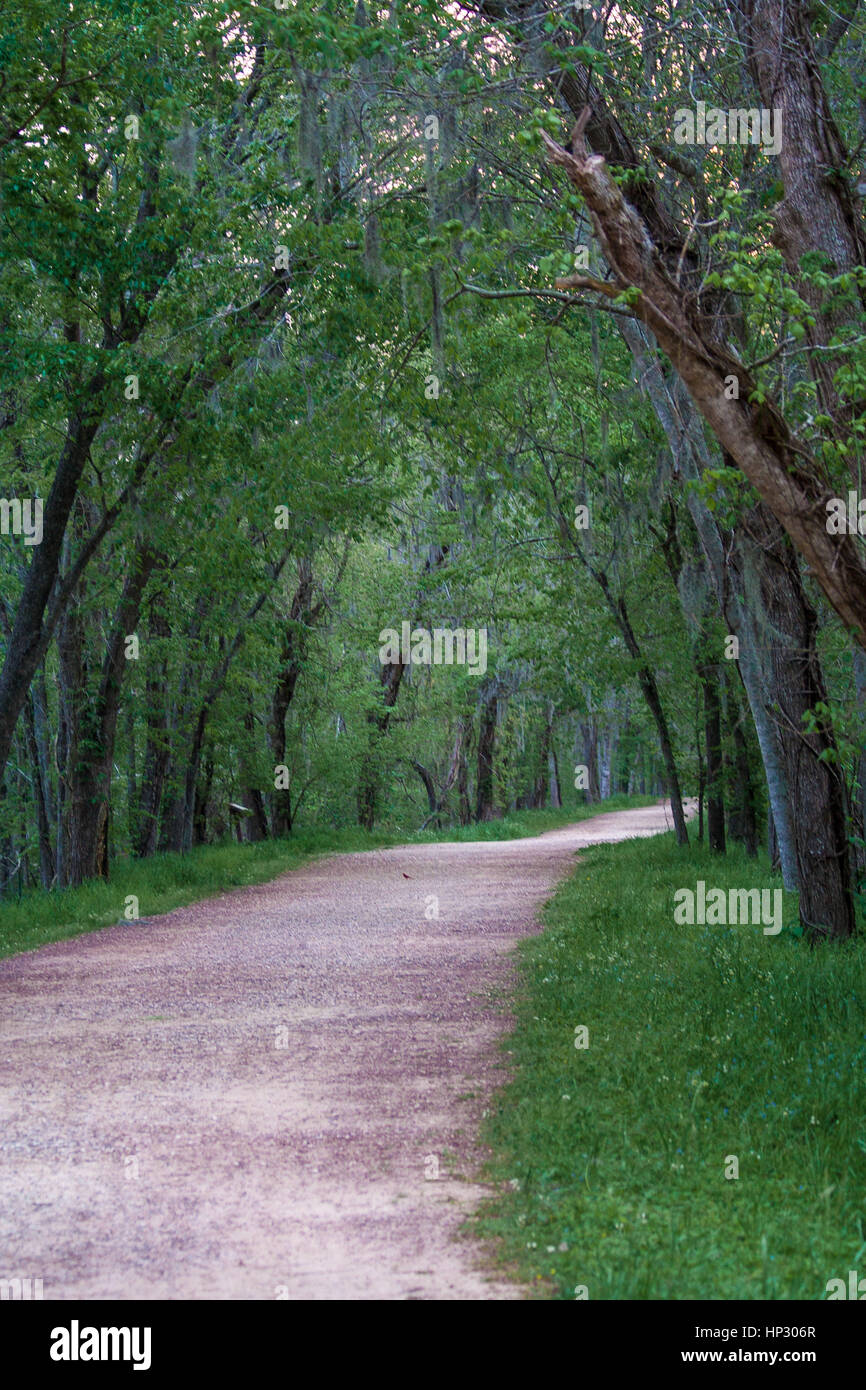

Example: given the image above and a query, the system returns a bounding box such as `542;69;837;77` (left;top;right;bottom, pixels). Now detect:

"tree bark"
135;607;172;858
58;539;158;886
0;379;105;787
23;686;54;888
530;711;552;808
541;122;866;652
410;759;440;819
193;752;213;847
451;716;472;825
623;322;799;881
698;655;726;854
241;706;269;843
269;557;316;836
727;681;760;858
736;0;866;434
595;575;689;846
548;713;562;808
623;319;853;933
475;678;500;821
580;717;601;802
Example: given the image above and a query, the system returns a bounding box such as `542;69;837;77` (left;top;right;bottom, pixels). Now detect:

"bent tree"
538;122;856;939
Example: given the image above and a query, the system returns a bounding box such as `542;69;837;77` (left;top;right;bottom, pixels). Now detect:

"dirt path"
0;801;687;1301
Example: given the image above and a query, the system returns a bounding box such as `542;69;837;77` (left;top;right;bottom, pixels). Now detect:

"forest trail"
0;801;689;1301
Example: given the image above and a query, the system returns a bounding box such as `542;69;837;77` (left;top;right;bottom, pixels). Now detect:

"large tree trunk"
517;10;859;932
623;322;799;882
696;734;705;844
0;381;106;789
622;321;853;934
735;501;853;939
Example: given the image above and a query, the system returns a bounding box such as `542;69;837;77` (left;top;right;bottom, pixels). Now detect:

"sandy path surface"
0;801;686;1301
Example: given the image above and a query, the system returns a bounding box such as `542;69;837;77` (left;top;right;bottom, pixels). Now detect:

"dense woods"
1;0;864;941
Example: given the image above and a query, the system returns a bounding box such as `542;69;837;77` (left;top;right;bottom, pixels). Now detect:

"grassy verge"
473;833;866;1299
0;793;655;959
409;792;656;843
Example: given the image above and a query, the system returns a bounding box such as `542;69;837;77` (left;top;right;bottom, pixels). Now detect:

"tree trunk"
357;479;459;829
358;657;405;831
269;557;315;837
727;684;759;858
450;716;472;825
542;123;866;651
58;539;157;885
596;577;689;846
599;725;617;801
174;551;292;852
475;679;499;822
530;712;551;808
737;0;866;437
135;608;172;858
193;752;213;846
547;704;561;808
23;686;54;888
622;321;853;933
580;718;601;802
411;759;440;820
698;660;726;854
241;706;269;843
0;380;106;787
853;649;866;883
768;806;781;872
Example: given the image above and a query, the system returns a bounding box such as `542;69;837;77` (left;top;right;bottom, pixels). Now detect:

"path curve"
0;801;687;1300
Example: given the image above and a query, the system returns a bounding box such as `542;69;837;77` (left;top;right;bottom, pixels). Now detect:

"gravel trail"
0;801;685;1300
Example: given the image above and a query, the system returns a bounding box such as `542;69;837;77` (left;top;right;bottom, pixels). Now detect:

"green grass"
473;834;866;1300
407;792;657;843
0;794;655;959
